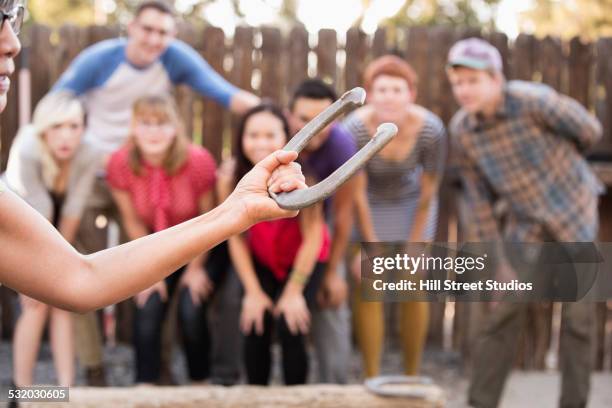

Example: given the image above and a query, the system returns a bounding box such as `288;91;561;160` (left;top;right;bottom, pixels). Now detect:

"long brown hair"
127;95;189;176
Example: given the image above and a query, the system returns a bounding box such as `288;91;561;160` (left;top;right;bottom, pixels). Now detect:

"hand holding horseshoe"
268;87;398;210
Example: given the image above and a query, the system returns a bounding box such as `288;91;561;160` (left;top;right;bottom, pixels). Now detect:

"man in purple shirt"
287;79;358;383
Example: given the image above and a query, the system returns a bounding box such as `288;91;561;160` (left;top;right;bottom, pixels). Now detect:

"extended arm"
0;150;303;313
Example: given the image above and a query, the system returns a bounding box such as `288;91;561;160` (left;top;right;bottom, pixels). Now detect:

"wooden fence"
1;22;612;372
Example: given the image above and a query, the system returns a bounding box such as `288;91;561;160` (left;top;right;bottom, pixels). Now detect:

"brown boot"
85;365;108;387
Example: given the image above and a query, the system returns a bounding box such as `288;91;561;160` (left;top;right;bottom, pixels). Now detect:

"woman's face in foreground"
242;111;287;165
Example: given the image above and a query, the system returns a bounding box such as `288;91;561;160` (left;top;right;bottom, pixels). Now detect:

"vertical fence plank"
426;26;455;124
488;31;511;78
538;36;564;90
317;29;338;88
176;22;199;138
88;24;120;45
233;26;255;94
200;26;227;162
29;25;54;108
285;25;309;97
54;25;89;84
595;38;612;157
260;26;283;103
568;37;593;107
229;26;255;144
345;27;369;91
405;26;430;108
512;34;537;81
372;27;387;59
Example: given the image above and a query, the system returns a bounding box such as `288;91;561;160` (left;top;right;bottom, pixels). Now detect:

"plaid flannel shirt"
450;80;604;242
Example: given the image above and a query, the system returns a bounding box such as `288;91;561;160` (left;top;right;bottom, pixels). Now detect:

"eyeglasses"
1;5;25;36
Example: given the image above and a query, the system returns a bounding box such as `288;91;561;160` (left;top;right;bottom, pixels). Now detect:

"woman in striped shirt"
345;55;447;378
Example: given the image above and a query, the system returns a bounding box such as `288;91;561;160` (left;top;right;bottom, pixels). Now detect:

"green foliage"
380;0;502;31
519;0;612;40
27;0;95;26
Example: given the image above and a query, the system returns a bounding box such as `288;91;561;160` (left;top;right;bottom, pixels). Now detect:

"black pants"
244;260;325;385
178;243;232;382
133;244;229;383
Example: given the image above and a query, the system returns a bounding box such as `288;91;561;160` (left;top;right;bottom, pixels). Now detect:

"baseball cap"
447;37;503;72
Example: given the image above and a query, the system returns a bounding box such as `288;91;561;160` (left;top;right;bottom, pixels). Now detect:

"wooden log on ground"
23;385;445;408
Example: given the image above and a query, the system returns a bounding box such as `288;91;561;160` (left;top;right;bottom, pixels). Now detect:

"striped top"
344;110;447;241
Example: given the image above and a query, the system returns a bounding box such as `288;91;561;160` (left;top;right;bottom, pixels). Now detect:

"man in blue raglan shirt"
51;0;259;386
54;0;258;154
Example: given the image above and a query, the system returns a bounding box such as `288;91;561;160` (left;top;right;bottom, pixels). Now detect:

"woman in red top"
106;95;217;384
217;103;328;385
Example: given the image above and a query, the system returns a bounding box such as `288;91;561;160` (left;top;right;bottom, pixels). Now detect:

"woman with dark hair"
345;55;447;377
217;103;328;385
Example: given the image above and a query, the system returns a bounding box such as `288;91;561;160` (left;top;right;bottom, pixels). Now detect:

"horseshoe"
269;87;398;210
364;375;440;400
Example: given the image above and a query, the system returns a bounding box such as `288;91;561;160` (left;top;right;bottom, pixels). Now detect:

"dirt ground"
1;342;612;407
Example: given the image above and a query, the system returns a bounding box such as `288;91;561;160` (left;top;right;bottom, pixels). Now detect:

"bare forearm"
78;201;247;311
0;195;247;313
292;226;323;281
410;175;439;242
188;251;208;269
354;172;376;241
409;199;432;242
325;212;352;277
123;219;149;241
356;191;377;242
1;148;303;313
58;217;80;245
230;91;260;115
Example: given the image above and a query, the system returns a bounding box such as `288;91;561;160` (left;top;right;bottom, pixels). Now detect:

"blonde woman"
4;92;98;387
107;95;221;384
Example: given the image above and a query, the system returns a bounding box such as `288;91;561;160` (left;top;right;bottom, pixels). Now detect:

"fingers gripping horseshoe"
269;87;398;210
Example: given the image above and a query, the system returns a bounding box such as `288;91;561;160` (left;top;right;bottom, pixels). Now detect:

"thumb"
256;150;298;174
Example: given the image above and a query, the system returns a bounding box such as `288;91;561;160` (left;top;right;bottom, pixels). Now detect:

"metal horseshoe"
269;87;398;210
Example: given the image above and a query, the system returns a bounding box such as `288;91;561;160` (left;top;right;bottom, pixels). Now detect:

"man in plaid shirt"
447;38;604;408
